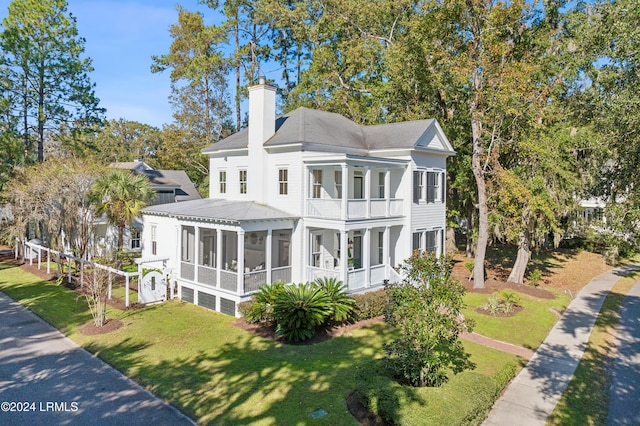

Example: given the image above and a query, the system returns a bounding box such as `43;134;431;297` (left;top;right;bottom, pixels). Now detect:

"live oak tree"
0;0;103;163
5;158;106;259
577;0;640;242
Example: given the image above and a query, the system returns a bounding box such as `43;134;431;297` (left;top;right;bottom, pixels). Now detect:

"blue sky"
1;0;215;128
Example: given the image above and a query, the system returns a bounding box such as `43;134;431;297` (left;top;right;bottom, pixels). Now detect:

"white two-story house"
141;79;455;316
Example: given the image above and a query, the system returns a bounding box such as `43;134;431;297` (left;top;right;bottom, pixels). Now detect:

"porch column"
365;166;371;219
384;226;390;280
237;230;245;294
341;164;348;220
216;229;222;287
385;169;391;215
266;229;272;284
194;227;200;283
364;228;371;288
340;231;349;288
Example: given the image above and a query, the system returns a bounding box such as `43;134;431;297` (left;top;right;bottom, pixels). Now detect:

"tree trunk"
465;203;474;258
508;230;531;284
470;89;488;288
117;225;124;252
446;226;457;253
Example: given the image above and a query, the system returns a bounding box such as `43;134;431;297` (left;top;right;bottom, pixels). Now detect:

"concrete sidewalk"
0;292;195;426
483;264;640;426
607;279;640;425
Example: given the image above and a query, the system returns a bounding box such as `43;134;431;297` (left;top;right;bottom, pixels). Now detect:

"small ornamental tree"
83;266;110;327
384;252;475;387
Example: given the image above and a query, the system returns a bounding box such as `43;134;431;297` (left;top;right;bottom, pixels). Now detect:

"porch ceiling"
142;199;297;224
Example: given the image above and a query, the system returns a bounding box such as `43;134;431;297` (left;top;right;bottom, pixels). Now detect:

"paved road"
0;292;194;425
607;279;640;425
484;264;640;425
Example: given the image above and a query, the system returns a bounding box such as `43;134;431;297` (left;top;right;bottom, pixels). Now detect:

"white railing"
389;199;403;216
244;270;267;293
307;266;339;282
388;265;403;283
271;266;291;284
18;239;139;307
197;265;217;286
306;198;403;219
307;199;342;219
370;200;387;217
370;264;386;285
220;270;237;292
347;268;366;290
347;200;367;219
181;262;195;281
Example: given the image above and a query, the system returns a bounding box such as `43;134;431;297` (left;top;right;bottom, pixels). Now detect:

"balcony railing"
306;198;403;219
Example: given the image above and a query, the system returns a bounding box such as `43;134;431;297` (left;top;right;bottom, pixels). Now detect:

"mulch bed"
232;316;385;345
77;318;124;335
475;305;524;317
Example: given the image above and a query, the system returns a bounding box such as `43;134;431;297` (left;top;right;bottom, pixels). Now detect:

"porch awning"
142;198;297;224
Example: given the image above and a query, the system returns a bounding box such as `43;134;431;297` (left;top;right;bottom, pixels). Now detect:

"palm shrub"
313;277;355;323
243;281;285;325
273;283;331;342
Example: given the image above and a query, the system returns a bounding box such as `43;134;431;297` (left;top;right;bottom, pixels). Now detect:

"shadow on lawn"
483;245;584;282
83;322;400;425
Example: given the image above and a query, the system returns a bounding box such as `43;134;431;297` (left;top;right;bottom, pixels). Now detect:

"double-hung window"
413;171;423;203
335;170;342;199
130;229;141;249
219;171;226;194
239;170;247;194
427;172;439;203
312;170;322;198
279;168;288;195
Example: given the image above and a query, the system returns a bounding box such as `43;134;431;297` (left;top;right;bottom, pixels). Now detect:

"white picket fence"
16;239;139;307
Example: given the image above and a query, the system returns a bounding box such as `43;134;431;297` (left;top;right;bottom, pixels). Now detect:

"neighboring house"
92;162;201;255
578;197;607;226
141;79;455;316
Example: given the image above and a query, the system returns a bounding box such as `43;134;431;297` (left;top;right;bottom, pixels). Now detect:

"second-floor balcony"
305;163;405;220
306;198;403;220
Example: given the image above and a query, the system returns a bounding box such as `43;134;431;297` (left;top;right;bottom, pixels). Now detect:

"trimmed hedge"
355;359;499;425
352;289;388;321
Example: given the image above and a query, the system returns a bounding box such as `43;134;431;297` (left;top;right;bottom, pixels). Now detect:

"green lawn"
463;290;570;350
0;261;522;425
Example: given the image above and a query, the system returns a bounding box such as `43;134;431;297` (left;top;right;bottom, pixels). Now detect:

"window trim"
239;169;247;194
312;169;322;199
278;168;288;195
219;170;227;194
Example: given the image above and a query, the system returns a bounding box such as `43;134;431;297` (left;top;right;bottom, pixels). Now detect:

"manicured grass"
463;290;570;350
548;271;640;425
0;261;521;425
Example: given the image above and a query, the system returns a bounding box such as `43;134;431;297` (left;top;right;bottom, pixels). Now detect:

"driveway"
0;292;194;425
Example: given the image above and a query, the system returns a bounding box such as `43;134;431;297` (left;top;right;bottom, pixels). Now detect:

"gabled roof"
142;198;295;224
203;107;455;155
110;161;154;172
138;170;201;202
109;162;201;202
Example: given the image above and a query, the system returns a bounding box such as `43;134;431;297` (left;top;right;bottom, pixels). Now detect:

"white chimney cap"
258;76;266;85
